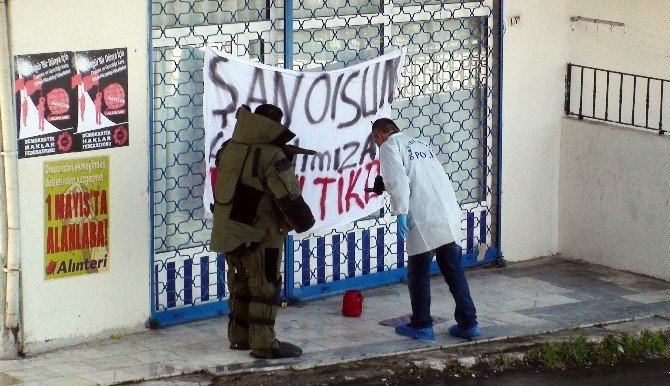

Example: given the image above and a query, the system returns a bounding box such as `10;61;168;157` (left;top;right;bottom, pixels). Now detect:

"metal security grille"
150;0;502;326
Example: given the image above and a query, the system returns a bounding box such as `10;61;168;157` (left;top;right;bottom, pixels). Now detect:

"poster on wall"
44;156;110;280
15;51;78;158
15;48;129;159
73;48;129;151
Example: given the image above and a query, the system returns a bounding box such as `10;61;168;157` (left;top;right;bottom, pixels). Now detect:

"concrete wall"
559;118;670;281
9;0;150;353
501;1;571;261
501;0;670;263
557;0;670;281
568;0;670;80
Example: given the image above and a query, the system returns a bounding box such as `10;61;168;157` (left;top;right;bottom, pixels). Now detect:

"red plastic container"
342;290;363;317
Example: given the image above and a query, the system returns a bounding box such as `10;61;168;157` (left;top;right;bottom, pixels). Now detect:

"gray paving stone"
518;299;654;327
478;322;561;341
602;316;670;333
599;274;670;293
557;291;601;302
647;300;670;318
623;289;670;304
520;272;638;299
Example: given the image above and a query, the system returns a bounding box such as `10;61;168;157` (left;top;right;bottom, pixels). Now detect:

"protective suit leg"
242;236;285;357
226;254;251;349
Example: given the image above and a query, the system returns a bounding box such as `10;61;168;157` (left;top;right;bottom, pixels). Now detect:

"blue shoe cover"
448;324;482;340
394;323;435;341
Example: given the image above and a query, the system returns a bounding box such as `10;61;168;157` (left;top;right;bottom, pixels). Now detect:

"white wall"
500;0;670;263
557;0;670;281
568;0;670;80
10;0;150;353
501;1;570;261
559;118;670;281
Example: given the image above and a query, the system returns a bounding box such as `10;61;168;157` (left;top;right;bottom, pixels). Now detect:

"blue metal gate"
149;0;502;327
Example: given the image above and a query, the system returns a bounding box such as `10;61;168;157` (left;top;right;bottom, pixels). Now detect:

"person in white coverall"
371;118;481;340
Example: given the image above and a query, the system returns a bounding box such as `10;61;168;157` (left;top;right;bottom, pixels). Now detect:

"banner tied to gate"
204;47;406;236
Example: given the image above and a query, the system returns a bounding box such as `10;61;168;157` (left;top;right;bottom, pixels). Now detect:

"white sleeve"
380;140;411;215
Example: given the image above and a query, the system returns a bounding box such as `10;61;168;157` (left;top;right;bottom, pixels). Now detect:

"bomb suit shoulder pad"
263;147;315;234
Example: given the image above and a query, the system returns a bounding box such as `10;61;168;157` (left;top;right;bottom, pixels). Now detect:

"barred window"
152;0;268;27
292;0;380;18
293;24;383;71
391;17;488;203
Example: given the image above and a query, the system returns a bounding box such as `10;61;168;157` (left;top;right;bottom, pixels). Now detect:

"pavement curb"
387;315;670;378
207;315;670;384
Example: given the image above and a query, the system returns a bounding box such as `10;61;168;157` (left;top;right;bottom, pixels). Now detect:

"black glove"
281;144;317;162
364;175;385;195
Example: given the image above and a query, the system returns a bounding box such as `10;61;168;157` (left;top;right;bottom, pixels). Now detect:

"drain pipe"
0;0;8;357
0;0;23;357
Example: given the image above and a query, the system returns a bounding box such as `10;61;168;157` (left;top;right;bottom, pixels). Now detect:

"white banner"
204;47;406;236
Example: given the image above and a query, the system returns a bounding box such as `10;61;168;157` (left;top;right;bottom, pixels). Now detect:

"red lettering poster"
73;48;129;151
15;51;78;158
15;48;129;158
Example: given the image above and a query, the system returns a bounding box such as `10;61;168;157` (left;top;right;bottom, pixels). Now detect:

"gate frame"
148;0;504;328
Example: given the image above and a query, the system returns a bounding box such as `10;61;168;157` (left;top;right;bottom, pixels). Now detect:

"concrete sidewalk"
1;257;669;385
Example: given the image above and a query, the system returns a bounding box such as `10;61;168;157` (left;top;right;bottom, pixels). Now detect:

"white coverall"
379;132;463;256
